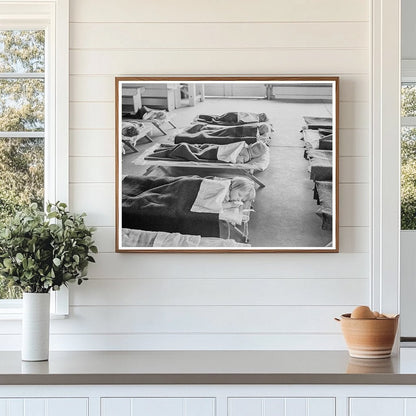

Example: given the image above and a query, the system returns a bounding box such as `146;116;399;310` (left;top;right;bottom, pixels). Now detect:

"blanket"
303;116;332;130
308;150;333;181
195;112;268;125
122;175;220;237
146;142;246;164
122;228;250;248
314;181;333;231
174;131;257;145
185;124;260;136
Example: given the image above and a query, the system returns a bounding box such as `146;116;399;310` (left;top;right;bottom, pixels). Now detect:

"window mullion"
0;73;44;79
401;117;416;127
0;132;44;138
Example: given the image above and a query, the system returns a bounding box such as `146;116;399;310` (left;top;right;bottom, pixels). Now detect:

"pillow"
190;179;231;214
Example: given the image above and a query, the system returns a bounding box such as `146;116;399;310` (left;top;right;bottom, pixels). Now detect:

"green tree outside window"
0;30;45;299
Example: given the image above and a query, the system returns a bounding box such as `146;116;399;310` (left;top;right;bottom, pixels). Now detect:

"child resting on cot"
183;123;270;137
131;106;168;121
148;141;268;164
228;177;256;203
191;176;256;219
195;112;268;125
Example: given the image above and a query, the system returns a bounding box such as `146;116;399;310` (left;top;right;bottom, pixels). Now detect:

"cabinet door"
228;398;335;416
350;398;416;416
0;398;88;416
101;398;215;416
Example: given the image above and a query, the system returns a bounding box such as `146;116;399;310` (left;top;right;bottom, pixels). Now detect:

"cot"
122;175;255;243
121;121;153;153
307;149;333;181
133;143;270;188
303;116;333;130
122;228;250;248
194;111;269;126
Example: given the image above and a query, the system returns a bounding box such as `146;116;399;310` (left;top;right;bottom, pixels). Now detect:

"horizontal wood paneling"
85;253;369;279
70;157;115;183
0;333;347;351
0;306;356;335
70;278;368;306
339;184;369;227
69;183;115;227
53;306;357;334
70;22;368;50
339;129;369;157
52;0;373;351
339;157;368;183
69;0;369;23
69;130;115;157
69;49;368;76
339;227;369;252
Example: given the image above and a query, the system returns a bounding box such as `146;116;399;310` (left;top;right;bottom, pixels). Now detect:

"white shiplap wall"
11;0;372;350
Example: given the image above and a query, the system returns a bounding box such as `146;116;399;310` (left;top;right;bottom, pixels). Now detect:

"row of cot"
302;116;334;231
121;111;274;247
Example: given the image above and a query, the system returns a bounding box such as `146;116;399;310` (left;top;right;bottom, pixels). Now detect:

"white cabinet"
228;398;335;416
101;397;215;416
0;398;88;416
350;398;416;416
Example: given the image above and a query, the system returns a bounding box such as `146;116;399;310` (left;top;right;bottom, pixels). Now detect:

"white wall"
4;0;372;350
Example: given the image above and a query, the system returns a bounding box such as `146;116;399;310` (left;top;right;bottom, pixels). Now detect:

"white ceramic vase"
22;292;50;361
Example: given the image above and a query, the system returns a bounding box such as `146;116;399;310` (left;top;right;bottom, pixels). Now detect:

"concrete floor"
122;98;333;247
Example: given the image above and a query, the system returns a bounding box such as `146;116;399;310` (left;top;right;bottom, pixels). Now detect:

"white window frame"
371;0;401;327
0;0;69;317
401;60;416;126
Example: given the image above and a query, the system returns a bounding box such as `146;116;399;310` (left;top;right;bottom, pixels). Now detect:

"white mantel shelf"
2;349;416;385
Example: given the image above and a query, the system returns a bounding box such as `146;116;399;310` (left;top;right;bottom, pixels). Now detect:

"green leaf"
53;258;61;267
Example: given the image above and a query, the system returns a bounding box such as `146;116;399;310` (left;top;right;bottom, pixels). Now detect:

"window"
0;30;45;300
0;0;69;314
401;66;416;230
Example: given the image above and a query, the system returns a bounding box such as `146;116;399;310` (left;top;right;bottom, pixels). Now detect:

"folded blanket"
122;175;220;237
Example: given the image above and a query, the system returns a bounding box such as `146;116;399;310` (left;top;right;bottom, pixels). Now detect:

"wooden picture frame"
115;77;339;253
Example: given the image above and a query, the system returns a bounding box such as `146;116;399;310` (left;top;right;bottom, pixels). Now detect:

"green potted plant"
0;202;97;361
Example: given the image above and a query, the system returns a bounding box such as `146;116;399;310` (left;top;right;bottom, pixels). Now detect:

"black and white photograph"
116;78;338;252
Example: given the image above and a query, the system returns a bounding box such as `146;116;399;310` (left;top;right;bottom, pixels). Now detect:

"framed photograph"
115;77;339;252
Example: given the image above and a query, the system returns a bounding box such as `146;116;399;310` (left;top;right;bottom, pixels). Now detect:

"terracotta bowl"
337;313;399;359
